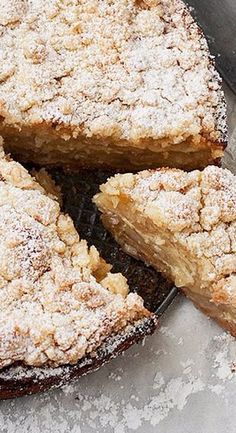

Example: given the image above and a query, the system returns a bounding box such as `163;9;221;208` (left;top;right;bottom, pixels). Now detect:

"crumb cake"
0;0;227;170
0;139;155;374
95;166;236;336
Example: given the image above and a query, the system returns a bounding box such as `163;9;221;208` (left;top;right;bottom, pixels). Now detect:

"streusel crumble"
0;0;227;170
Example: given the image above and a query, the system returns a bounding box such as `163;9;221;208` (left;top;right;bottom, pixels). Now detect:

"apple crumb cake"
95;166;236;336
0;138;154;371
0;0;227;170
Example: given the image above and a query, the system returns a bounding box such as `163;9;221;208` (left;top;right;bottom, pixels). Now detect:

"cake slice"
0;0;226;171
0;139;156;398
94;166;236;336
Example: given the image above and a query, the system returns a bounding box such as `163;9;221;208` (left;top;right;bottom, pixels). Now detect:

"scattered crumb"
208;384;224;396
153;371;165;390
230;362;236;372
212;334;236;381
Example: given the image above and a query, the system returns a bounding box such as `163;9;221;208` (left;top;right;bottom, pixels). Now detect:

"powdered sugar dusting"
97;161;236;312
1;299;236;432
0;149;150;371
211;333;236;381
0;0;226;147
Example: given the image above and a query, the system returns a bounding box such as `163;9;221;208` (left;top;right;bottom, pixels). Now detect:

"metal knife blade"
185;0;236;95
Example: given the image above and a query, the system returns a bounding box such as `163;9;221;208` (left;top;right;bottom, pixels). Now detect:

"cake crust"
95;166;236;336
0;0;227;170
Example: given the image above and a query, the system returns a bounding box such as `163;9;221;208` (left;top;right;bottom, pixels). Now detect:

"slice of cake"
0;138;155;379
0;0;226;170
94;166;236;336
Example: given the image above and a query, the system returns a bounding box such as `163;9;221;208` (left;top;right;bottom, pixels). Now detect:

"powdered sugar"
211;333;236;381
1;298;236;433
0;0;226;148
0;149;150;371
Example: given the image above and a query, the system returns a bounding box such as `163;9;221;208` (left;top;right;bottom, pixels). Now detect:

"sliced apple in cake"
0;139;155;375
0;0;226;170
95;166;236;336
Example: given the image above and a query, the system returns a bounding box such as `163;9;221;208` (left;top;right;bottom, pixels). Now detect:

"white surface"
0;87;236;433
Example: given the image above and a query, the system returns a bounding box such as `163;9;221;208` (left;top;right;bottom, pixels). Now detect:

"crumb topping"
0;141;149;370
97;166;236;297
0;0;226;145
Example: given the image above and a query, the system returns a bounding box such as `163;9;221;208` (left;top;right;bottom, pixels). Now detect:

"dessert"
0;138;156;397
95;166;236;336
0;0;227;170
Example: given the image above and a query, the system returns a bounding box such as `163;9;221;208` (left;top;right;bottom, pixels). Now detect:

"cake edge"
0;315;157;400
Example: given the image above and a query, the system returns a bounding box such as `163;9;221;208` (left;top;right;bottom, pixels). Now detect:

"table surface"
0;87;236;433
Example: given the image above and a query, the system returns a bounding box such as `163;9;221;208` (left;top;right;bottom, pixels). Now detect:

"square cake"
0;0;227;170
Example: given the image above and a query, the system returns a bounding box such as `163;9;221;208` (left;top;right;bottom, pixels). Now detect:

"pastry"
0;138;156;398
94;166;236;336
0;0;226;171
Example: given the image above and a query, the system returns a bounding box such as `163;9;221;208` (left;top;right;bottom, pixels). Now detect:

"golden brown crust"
181;287;236;338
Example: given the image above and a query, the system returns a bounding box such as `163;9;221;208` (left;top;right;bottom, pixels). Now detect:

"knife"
185;0;236;95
